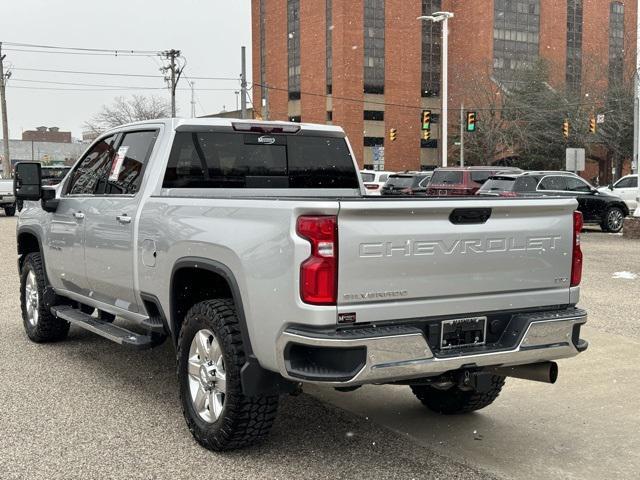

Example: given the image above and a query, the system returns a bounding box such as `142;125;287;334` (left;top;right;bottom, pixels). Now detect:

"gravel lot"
1;215;638;480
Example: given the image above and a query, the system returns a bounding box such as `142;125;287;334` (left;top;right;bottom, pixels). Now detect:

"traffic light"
563;119;570;139
389;128;397;142
466;111;477;132
422;130;430;140
589;114;596;134
422;110;431;131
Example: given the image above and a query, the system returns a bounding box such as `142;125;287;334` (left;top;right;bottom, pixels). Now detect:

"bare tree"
84;95;172;135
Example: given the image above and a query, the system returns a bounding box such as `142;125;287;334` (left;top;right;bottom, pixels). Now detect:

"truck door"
45;134;118;297
83;129;159;314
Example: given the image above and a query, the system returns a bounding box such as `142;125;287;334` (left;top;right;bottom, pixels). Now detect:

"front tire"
177;299;279;451
410;375;506;414
4;205;16;217
20;252;70;342
601;207;625;233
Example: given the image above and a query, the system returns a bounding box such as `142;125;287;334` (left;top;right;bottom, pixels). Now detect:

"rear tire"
4;205;16;217
20;252;70;342
410;375;506;414
177;299;279;451
601;207;624;233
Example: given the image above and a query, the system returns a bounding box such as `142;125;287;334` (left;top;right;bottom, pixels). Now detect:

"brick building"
22;126;72;143
252;0;638;172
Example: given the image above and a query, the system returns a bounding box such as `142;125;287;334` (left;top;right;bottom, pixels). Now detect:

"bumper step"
51;305;157;349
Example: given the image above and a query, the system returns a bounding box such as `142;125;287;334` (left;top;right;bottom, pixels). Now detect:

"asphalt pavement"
1;215;638;479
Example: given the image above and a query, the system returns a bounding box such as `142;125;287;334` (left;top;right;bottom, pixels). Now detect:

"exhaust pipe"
487;361;558;384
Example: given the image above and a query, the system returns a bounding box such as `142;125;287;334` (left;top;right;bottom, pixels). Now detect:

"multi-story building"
22;126;72;144
252;0;637;172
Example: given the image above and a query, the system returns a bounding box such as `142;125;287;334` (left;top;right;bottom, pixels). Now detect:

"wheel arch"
169;257;252;355
17;227;47;281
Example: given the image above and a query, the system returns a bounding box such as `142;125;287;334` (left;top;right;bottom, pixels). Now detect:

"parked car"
380;171;432;195
477;171;629;232
0;179;16;216
14;118;587;451
41;166;72;186
426;166;521;196
598;174;638;211
360;169;394;195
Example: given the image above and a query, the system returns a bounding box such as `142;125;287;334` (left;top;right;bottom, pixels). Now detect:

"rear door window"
538;176;567;191
430;170;463;184
163;132;359;189
470;171;494;184
385;176;414;188
478;178;516;193
361;172;375;182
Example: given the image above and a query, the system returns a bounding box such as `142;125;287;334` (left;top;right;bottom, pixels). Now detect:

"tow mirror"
13;162;42;201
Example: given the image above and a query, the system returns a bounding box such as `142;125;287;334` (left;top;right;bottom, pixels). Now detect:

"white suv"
360;170;394;195
598;174;638;210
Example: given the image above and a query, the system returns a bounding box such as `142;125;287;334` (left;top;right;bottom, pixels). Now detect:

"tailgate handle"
449;208;492;225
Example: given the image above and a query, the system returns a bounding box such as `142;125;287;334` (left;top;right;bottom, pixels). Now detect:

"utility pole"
161;49;183;118
263;83;269;120
240;46;248;119
0;43;11;178
190;81;196;118
459;103;465;167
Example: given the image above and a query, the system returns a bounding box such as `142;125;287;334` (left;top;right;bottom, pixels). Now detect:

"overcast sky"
1;0;252;139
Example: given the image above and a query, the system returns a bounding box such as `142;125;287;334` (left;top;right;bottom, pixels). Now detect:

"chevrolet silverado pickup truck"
0;178;16;216
13;118;588;451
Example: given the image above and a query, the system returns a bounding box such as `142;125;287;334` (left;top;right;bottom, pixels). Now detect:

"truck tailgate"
337;198;577;323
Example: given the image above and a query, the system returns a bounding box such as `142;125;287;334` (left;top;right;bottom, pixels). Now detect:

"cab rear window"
163;132;359;189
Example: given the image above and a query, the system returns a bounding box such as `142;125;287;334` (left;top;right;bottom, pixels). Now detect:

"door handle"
73;212;85;220
116;214;132;224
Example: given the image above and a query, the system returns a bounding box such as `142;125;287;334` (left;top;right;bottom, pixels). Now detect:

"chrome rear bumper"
276;309;587;386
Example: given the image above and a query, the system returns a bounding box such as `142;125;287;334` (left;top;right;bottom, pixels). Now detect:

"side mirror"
608;183;614;190
41;186;59;213
13;162;42;201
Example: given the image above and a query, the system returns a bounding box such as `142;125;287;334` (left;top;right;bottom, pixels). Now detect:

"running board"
51;305;156;349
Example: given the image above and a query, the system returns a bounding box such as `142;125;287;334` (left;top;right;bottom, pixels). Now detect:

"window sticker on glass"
109;146;129;182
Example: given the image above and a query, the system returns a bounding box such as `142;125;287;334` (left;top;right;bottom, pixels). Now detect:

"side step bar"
51;306;157;350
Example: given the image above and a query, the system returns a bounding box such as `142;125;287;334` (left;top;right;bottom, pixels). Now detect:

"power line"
11;67;240;81
2;41;159;55
9;79;240;92
3;47;158;57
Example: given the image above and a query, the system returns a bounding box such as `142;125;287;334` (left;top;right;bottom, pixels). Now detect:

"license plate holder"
440;316;487;350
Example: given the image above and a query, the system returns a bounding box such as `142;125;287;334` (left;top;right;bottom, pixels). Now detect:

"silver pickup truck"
14;118;588;451
0;178;16;216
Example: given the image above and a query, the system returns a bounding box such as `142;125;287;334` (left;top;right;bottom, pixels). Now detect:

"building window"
364;110;384;121
290;115;301;123
493;0;540;85
421;0;442;97
609;2;625;86
364;136;384;146
326;111;333;121
364;0;385;94
420;139;438;149
326;0;333;94
260;0;266;105
566;0;583;95
288;0;301;100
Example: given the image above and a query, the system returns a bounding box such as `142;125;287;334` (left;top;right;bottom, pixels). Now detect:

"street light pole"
418;11;454;168
634;0;640;217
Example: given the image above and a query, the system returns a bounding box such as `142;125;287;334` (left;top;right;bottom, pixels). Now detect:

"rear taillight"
364;183;380;190
297;216;338;305
571;211;583;286
500;191;518;197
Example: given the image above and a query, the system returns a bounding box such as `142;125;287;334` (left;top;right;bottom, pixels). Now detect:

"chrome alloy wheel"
24;270;39;327
188;329;227;423
607;209;624;232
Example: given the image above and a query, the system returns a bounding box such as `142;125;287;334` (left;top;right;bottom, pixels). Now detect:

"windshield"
430;171;463;185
